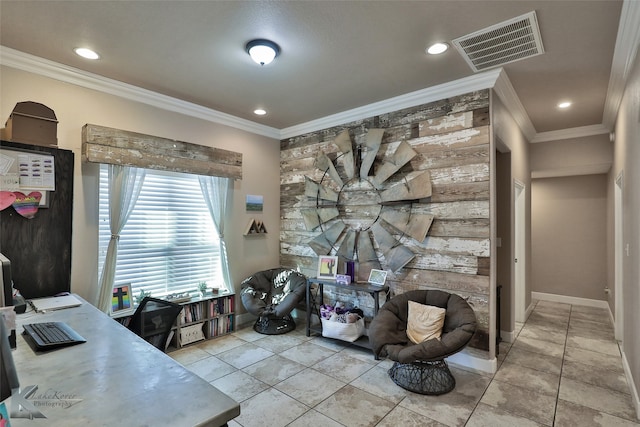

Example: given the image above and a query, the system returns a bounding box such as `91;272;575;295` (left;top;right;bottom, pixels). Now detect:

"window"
98;165;226;299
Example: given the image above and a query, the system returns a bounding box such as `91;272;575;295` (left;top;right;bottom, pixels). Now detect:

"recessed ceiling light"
74;47;100;60
254;109;267;116
426;42;449;55
558;101;572;109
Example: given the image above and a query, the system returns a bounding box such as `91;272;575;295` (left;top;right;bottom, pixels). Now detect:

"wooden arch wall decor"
302;128;435;280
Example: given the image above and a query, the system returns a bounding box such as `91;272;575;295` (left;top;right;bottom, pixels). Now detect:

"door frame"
514;179;526;323
614;171;624;343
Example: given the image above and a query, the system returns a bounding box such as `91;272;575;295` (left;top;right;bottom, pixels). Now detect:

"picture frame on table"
367;269;388;287
111;283;133;314
317;255;339;280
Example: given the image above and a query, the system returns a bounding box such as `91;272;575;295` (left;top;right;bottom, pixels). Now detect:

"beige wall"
491;92;531;334
0;66;282;309
610;45;640;409
531;175;608;300
530;135;613;177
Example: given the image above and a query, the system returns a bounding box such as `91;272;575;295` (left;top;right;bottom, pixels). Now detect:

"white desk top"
7;297;239;426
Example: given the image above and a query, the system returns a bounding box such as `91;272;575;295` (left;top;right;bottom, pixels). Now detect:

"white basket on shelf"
321;317;365;342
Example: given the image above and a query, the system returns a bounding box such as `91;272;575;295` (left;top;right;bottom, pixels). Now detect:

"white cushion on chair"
406;301;446;344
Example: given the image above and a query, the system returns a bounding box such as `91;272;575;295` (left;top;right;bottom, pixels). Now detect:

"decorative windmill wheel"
302;129;435;281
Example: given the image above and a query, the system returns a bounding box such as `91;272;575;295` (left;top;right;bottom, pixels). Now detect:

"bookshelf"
175;292;235;348
115;291;235;350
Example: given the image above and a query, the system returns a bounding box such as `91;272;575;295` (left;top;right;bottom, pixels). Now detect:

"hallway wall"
531;174;608;300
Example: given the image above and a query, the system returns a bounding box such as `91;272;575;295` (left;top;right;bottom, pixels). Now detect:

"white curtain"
199;175;233;291
97;165;146;312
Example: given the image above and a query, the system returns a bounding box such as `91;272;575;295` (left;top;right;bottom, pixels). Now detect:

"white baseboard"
446;351;497;375
621;349;640;419
525;300;535;321
532;292;609;308
500;329;516;344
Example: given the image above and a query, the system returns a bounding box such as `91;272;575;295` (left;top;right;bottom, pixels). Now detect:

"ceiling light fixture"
246;39;280;66
254;109;267;116
74;47;100;60
426;42;449;55
558;101;572;109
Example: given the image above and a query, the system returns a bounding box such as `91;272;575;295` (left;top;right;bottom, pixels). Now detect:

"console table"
305;277;389;355
8;297;239;426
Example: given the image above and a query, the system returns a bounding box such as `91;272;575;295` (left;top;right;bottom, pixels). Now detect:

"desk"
305;277;389;355
7;298;240;426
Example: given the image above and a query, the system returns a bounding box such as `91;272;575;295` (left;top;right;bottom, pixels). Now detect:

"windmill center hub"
336;177;382;230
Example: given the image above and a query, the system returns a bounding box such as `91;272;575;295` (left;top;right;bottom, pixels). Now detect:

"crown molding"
602;0;640;129
4;46;592;145
531;124;610;143
492;69;537;141
279;68;503;139
0;46;281;139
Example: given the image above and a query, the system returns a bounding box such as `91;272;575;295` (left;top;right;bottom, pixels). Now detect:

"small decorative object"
165;292;192;304
198;281;208;295
368;269;388;286
244;218;267;235
345;261;356;282
111;283;132;313
336;274;351;285
317;255;339;279
135;289;152;304
11;191;42;219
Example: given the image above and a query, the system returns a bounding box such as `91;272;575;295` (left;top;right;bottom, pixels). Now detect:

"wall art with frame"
317;255;339;279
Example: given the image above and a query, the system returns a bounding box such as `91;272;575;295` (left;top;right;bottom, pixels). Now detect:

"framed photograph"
111;283;133;314
246;194;263;212
317;255;339;279
368;269;388;286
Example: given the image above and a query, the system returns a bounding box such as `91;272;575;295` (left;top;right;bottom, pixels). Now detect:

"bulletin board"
0;140;74;299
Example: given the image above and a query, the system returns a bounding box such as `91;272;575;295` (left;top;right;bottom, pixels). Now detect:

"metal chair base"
254;315;296;335
388;360;456;395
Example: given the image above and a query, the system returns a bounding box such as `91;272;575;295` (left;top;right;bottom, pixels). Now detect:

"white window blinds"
98;165;225;299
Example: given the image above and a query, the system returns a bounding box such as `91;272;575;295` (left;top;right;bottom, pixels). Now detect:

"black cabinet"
0;140;74;298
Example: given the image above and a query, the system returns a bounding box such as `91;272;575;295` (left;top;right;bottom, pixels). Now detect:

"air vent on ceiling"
452;11;544;72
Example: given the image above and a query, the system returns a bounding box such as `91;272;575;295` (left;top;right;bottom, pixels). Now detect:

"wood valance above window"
82;124;242;180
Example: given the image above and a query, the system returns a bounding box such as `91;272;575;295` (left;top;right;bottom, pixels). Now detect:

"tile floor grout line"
550;303;572;427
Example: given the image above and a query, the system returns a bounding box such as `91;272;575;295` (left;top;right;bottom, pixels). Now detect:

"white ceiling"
0;1;634;142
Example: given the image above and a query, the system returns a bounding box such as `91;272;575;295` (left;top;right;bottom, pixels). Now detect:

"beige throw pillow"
406;301;446;344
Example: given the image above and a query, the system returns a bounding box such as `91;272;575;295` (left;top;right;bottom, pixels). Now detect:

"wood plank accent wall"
82;124;242;180
280;91;491;350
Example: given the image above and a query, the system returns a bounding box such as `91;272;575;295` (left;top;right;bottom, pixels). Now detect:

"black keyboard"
23;322;86;350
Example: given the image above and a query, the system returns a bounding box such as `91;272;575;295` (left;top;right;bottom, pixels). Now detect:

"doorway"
514;180;526;323
614;172;624;343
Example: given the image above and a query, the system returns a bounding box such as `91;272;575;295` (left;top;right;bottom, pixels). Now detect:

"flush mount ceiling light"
254;109;267;116
558;101;572;109
426;42;449;55
74;47;100;60
246;39;280;66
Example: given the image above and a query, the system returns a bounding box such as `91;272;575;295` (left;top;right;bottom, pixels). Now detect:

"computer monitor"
1;315;19;402
0;253;12;308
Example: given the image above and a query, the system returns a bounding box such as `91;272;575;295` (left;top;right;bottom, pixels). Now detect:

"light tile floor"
170;300;640;427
